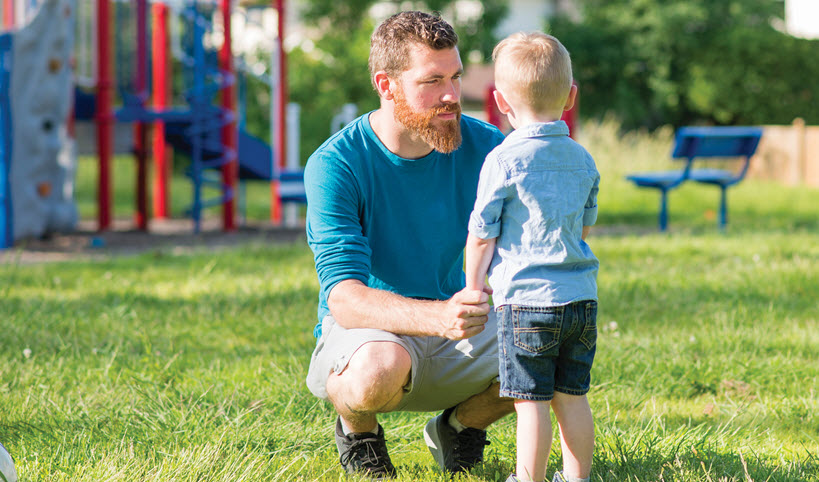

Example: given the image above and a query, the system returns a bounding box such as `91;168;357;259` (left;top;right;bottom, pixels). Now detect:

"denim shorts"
497;300;597;401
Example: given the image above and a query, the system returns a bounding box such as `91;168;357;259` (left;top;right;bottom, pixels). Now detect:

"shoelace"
340;435;393;472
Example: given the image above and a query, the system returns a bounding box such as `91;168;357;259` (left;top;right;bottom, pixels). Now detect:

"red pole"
151;2;170;219
271;0;286;225
2;0;13;29
219;0;237;231
134;0;148;230
96;0;113;231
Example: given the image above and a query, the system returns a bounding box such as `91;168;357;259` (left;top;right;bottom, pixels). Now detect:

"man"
304;11;513;479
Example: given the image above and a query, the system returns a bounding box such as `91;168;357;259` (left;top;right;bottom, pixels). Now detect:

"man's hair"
492;32;572;113
369;11;458;89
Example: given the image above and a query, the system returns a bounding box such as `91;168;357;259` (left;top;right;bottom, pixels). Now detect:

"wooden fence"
749;118;819;188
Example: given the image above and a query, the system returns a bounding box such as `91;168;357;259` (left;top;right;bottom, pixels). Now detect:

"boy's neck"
508;110;564;130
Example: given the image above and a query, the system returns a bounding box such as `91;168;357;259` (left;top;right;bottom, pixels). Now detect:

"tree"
549;0;819;129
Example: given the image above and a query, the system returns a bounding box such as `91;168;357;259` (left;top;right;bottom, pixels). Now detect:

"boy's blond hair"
492;32;572;114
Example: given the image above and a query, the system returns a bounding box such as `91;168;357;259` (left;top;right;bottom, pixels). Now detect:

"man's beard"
393;89;462;154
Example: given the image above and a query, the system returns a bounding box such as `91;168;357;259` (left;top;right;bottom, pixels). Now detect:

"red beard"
393;89;462;154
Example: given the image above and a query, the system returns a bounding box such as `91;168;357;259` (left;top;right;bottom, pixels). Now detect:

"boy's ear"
563;83;578;112
374;71;395;100
493;89;512;114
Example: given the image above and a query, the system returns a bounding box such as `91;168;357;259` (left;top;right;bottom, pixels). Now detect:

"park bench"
626;126;763;231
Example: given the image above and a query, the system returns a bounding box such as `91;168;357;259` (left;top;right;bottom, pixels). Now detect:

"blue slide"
163;120;306;203
74;87;276;180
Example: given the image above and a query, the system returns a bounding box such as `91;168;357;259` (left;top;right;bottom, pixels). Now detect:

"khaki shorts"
305;311;499;412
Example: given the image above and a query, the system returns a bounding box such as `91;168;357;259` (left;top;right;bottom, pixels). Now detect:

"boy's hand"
438;288;491;340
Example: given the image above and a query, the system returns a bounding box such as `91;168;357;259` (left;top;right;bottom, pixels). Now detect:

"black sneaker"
423;406;490;473
334;417;397;480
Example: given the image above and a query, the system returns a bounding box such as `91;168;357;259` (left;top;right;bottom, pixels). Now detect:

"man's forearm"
328;280;442;336
327;279;491;340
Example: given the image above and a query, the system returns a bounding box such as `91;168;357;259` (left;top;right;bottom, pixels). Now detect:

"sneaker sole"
423;416;446;471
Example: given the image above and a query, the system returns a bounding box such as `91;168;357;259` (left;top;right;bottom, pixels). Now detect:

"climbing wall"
9;0;76;241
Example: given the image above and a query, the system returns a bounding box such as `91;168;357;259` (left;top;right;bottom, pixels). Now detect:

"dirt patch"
1;218;307;264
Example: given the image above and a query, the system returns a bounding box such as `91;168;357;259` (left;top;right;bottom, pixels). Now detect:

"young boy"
463;32;600;482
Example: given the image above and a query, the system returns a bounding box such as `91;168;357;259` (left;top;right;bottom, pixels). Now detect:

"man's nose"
441;81;460;104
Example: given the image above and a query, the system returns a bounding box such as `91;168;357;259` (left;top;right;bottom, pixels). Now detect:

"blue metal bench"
626;126;763;231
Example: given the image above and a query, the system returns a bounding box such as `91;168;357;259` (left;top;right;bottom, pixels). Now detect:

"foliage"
549;0;819;129
685;26;819;125
287;19;379;165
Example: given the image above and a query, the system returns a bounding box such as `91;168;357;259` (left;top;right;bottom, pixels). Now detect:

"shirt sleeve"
468;153;511;240
305;153;371;304
583;169;600;226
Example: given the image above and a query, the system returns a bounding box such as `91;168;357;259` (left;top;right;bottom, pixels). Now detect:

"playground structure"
1;0;77;248
1;0;303;249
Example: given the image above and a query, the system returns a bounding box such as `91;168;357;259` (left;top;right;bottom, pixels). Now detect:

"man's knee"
328;341;411;410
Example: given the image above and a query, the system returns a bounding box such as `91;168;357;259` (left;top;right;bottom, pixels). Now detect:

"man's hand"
438;288;492;340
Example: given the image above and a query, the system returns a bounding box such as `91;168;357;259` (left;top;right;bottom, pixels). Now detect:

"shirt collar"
506;120;570;141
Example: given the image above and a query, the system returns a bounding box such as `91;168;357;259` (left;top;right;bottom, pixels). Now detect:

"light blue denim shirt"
468;121;600;307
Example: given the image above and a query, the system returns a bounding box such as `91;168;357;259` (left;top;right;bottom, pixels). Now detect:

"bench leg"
719;186;728;230
659;189;669;231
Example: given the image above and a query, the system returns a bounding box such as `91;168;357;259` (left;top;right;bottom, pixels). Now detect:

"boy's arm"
582;226;591;240
464;233;497;292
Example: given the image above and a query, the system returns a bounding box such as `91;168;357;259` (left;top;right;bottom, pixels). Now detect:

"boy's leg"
514;399;552;482
551;392;594;480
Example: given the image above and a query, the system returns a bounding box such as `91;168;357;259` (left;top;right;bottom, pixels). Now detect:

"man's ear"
493;89;512;115
374;71;395;100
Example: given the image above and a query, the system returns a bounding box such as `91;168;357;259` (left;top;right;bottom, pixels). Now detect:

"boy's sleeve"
468;154;511;240
583;169;600;226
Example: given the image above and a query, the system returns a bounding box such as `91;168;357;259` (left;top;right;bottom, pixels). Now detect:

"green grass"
2;120;818;480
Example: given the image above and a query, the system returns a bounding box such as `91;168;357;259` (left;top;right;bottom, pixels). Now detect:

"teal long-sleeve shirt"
305;112;505;338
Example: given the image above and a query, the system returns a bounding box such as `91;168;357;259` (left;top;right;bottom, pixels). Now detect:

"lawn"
1;120;817;481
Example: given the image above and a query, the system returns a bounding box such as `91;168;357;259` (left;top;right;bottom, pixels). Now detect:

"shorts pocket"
512;305;563;354
580;301;598;350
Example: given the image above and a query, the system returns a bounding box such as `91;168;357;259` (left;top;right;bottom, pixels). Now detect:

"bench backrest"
672;126;763;160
